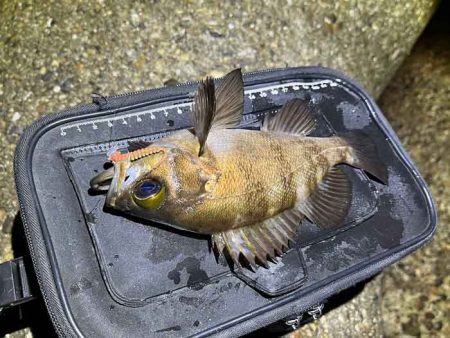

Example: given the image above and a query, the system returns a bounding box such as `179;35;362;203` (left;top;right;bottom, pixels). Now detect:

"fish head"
90;141;217;228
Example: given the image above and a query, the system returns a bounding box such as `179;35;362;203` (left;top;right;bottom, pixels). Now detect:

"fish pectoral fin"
297;167;352;228
261;99;316;136
211;68;244;130
212;209;303;269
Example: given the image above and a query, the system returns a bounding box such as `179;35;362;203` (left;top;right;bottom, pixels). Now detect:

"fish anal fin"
297;167;352;228
262;99;316;136
211;208;303;268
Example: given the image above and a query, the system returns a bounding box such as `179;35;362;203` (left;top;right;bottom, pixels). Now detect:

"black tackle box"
11;67;436;337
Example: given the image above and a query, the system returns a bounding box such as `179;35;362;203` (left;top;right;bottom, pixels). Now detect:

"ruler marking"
60;80;338;136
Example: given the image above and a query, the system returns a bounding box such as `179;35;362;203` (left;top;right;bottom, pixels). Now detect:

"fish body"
137;129;354;233
90;69;387;267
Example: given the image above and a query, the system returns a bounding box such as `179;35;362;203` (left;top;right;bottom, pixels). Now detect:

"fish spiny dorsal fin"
212;208;303;268
212;68;244;129
262;99;316;136
297;167;352;228
192;77;216;156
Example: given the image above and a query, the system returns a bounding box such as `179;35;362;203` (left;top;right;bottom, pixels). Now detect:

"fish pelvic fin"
262;99;316;136
212;209;304;269
339;131;388;184
297;167;352;228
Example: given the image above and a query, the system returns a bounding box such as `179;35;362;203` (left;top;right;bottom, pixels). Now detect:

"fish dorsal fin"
212;208;303;268
192;77;216;156
262;99;316;136
212;68;244;129
127;140;152;152
191;69;243;156
297;167;352;228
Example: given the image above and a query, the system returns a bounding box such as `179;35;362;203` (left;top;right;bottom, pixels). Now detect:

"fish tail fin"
340;131;388;184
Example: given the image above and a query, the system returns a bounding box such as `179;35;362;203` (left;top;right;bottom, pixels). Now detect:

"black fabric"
14;67;437;337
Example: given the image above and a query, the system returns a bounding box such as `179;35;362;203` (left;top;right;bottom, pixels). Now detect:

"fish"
90;69;388;268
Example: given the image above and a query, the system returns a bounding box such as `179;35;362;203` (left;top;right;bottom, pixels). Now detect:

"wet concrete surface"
0;1;447;337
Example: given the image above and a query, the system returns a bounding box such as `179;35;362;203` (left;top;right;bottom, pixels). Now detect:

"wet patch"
167;257;209;290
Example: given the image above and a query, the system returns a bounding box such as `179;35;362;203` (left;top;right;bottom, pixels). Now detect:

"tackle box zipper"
102;67;283;100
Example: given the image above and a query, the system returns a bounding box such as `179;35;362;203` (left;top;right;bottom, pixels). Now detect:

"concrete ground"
0;1;448;337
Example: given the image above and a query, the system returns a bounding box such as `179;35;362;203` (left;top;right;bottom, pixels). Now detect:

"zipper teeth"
104;67;281;99
17;197;65;336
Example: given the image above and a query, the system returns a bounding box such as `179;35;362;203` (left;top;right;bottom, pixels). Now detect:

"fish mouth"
90;162;125;208
90;166;115;192
94;159;133;208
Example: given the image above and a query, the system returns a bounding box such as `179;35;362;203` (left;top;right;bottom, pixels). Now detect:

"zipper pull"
307;303;324;338
92;93;108;109
284;314;304;330
307;303;324;320
283;303;325;332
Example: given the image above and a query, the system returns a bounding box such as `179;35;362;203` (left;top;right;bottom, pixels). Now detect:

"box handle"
0;257;34;310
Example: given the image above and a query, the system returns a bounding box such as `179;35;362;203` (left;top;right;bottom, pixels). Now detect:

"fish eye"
132;180;166;209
